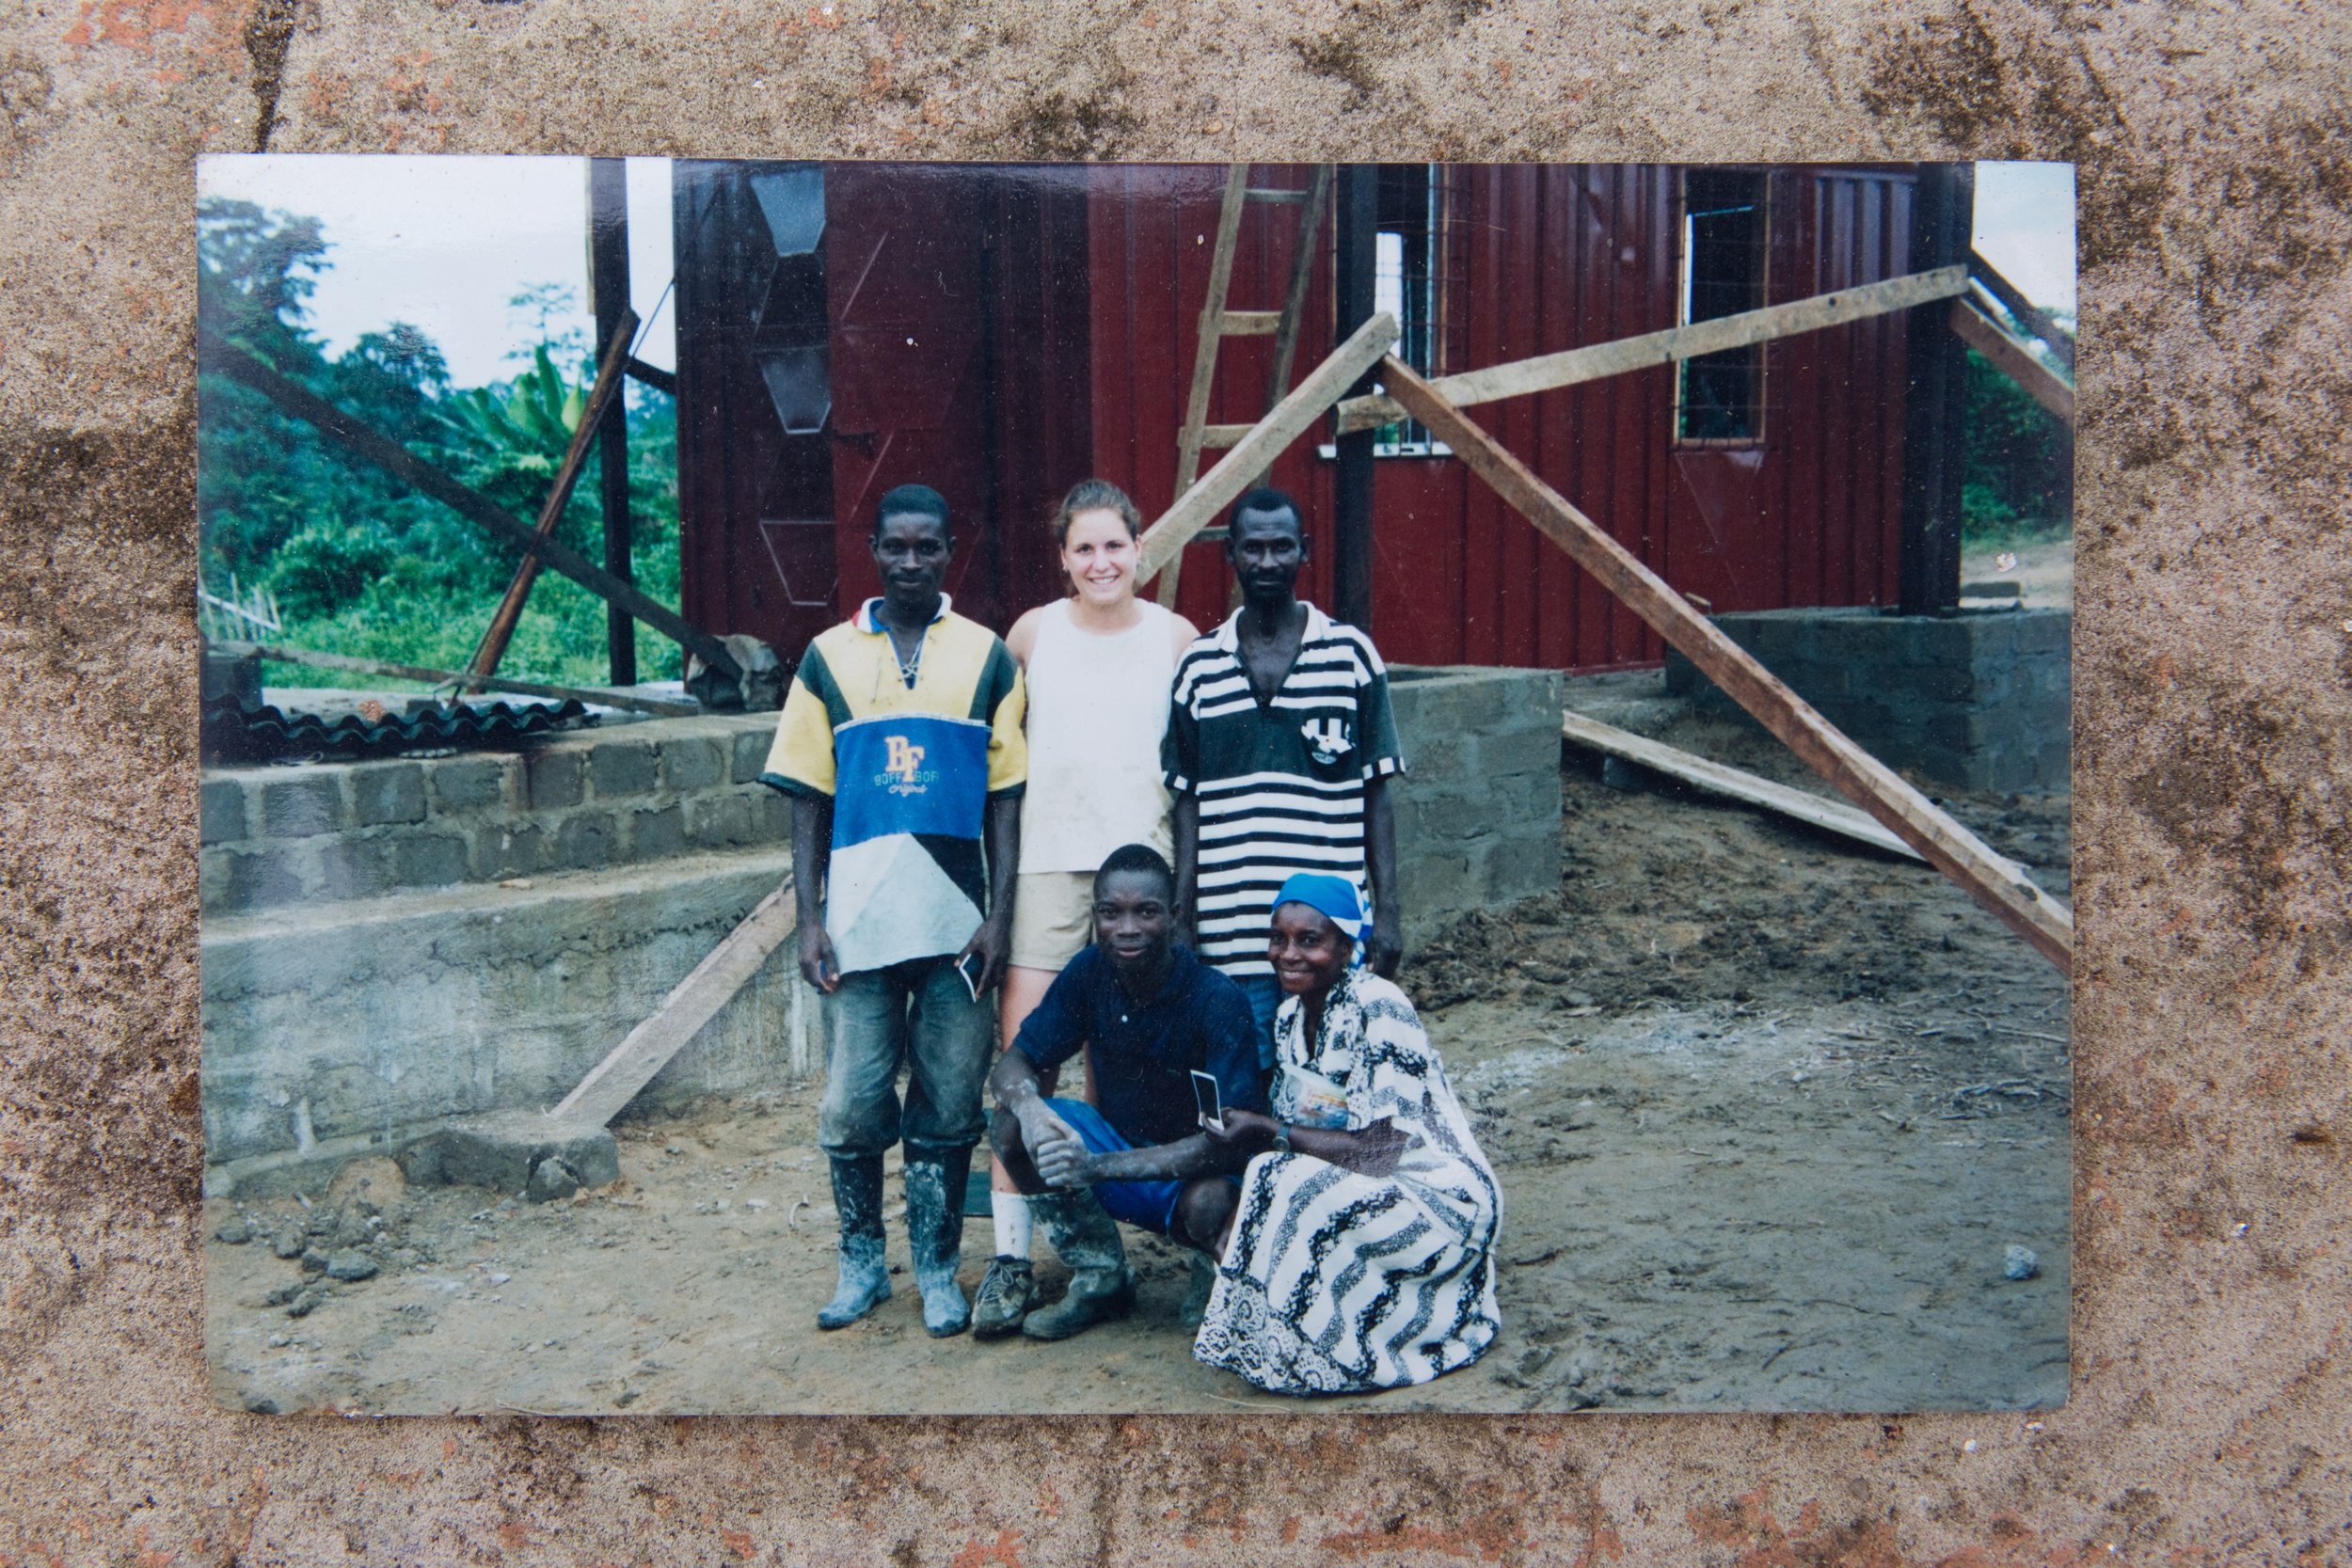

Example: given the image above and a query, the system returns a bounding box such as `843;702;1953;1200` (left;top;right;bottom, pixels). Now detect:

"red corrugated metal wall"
1081;163;1918;670
678;164;1918;673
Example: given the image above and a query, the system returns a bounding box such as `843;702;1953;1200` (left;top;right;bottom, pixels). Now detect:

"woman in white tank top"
974;479;1200;1338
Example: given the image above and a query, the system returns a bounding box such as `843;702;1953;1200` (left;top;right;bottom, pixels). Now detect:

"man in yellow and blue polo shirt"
760;483;1026;1338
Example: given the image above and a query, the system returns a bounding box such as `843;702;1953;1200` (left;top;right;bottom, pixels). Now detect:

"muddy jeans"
817;954;995;1160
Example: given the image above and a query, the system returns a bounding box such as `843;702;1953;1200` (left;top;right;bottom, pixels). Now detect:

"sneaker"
971;1255;1037;1340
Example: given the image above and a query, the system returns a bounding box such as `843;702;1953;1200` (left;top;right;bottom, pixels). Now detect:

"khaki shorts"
1009;871;1096;971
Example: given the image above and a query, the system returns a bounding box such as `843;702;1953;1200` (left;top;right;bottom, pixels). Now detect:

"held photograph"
195;156;2076;1415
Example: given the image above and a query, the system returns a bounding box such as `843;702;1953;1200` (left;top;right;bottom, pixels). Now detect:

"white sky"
1972;161;2075;314
197;157;2076;390
198;154;675;389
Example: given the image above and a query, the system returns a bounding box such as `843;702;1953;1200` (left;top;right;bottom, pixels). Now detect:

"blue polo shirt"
1010;944;1267;1148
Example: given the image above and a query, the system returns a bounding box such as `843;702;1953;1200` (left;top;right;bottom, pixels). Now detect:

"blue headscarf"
1272;873;1365;946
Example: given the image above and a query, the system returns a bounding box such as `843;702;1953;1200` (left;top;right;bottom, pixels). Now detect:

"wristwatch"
1272;1123;1293;1155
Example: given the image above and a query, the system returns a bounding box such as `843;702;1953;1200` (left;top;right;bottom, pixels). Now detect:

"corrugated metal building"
672;162;1930;672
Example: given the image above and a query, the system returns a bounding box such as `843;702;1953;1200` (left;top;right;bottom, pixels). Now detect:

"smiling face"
869;510;951;615
1093;866;1178;973
1060;505;1139;608
1268;901;1353;998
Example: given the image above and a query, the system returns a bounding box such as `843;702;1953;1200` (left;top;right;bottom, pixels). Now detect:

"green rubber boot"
1021;1188;1136;1341
817;1154;891;1330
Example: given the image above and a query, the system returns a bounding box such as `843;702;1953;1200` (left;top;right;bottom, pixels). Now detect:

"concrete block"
349;762;427;827
315;835;397;902
523;748;585;811
731;728;773;785
218;845;311;911
470;821;546;881
661;736;725;793
260;773;345;839
199;850;231;910
200;778;248;844
397;1112;620;1196
687;792;755;848
755;787;793;841
630;802;687;861
590;737;660;799
2016;610;2074;657
1474;721;1564;778
429;754;512;815
555;812;617;870
390;832;471;891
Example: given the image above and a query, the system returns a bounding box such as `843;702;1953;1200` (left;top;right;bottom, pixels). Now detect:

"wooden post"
1899;164;1973;618
589;157;638;688
1330;164;1378;632
463;309;637;689
198;327;742;681
1378;356;2072;974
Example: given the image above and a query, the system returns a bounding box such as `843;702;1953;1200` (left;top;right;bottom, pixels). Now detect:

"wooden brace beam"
1136;310;1398;585
550;883;801;1125
1562;710;1926;863
1379;356;2073;974
1337;264;1971;434
1949;298;2075;426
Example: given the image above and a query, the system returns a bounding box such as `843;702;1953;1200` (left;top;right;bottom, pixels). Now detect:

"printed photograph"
196;156;2076;1415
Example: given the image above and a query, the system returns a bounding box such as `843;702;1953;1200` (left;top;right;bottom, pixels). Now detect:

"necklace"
883;621;925;689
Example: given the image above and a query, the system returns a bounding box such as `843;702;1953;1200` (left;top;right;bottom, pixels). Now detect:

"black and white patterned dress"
1192;972;1502;1394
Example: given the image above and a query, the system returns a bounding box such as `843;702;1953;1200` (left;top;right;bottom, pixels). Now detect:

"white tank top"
1018;598;1179;872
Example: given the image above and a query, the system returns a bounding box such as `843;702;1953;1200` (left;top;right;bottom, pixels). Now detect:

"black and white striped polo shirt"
1161;603;1405;978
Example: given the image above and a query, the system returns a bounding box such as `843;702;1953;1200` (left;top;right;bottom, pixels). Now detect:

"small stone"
527;1158;581;1204
270;1227;306;1259
262;1282;304;1307
266;1332;289;1348
324;1250;379;1282
306;1208;336;1237
214;1215;253;1245
488;1272;512;1287
2003;1244;2040;1281
286;1287;326;1318
299;1248;330;1275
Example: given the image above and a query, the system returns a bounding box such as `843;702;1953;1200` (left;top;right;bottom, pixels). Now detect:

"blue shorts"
1039;1098;1235;1239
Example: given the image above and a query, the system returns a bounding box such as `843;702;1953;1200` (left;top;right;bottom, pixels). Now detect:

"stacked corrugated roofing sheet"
201;692;596;765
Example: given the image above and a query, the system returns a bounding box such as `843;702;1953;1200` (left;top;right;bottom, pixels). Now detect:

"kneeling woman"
1194;875;1502;1395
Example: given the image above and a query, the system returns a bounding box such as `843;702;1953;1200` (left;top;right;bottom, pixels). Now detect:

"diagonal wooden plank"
1136;310;1398;586
466;308;639;689
1336;264;1971;434
1380;356;2072;974
1561;710;1928;863
1967;248;2074;372
1948;298;2074;425
549;882;800;1126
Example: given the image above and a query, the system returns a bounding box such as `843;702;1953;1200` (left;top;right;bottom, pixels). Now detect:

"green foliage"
197;198;683;691
1960;345;2073;550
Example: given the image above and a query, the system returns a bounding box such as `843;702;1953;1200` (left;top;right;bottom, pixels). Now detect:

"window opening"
1675;168;1770;444
1359;165;1454;457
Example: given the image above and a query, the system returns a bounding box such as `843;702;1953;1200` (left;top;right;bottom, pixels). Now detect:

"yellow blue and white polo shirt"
760;596;1026;974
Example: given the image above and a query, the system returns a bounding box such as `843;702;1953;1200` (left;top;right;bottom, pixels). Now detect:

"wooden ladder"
1156;164;1334;608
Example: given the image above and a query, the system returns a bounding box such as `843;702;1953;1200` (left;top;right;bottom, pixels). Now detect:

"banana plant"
430;344;589;508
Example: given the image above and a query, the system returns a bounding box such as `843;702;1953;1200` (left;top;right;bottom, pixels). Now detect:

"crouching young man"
980;844;1266;1341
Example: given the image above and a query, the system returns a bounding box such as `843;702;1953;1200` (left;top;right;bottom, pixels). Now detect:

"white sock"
992;1193;1033;1259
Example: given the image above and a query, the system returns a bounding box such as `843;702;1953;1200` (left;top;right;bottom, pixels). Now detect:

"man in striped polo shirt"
1163;487;1406;1069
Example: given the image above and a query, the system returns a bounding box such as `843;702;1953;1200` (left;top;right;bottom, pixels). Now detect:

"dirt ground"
205;709;2071;1416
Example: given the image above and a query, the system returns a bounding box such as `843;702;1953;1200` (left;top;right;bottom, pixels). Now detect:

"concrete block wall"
1388;666;1565;948
1662;608;2072;793
201;848;804;1169
199;714;788;915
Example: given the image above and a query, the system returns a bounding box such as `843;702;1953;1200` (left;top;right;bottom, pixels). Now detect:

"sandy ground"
205;714;2071;1416
1962;534;2074;610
